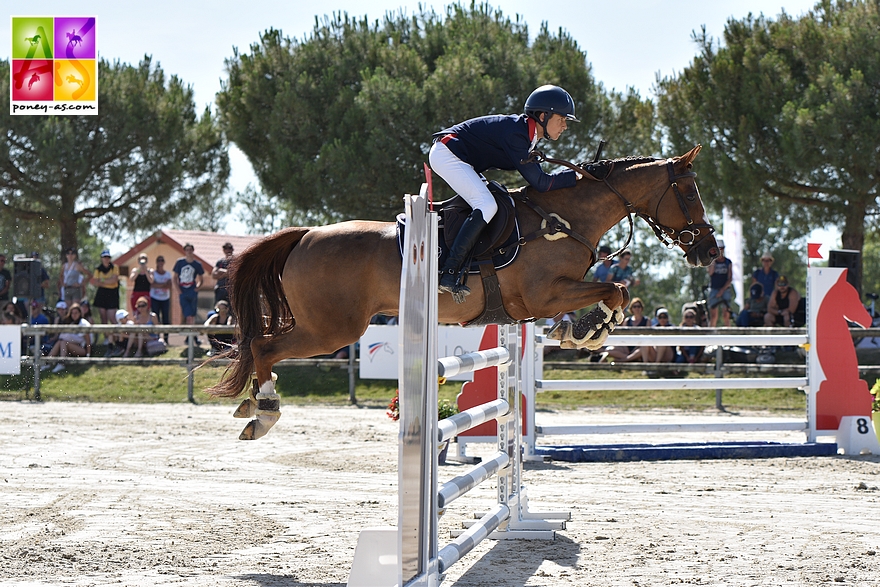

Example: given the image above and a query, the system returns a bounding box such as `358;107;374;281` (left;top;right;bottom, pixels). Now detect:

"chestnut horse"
208;145;719;439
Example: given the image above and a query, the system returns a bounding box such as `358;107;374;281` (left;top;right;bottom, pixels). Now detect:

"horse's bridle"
520;150;715;265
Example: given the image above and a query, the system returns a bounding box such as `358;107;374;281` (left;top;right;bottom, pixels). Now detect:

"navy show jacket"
434;114;578;192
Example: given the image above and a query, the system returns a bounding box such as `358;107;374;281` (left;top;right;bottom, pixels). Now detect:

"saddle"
436;181;519;267
396;181;522;326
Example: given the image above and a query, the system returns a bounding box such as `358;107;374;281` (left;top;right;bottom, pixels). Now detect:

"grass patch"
1;361;805;414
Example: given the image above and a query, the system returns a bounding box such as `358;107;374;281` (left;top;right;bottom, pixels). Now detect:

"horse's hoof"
233;397;256;419
238;410;281;441
239;420;258;441
546;320;571;341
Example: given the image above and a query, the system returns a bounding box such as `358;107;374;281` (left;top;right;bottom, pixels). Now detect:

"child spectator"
677;309;704;363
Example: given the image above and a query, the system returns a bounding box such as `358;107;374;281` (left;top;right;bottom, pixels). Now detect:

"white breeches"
428;142;498;223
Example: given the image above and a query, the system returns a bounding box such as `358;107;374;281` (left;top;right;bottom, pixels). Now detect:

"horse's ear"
678;144;702;167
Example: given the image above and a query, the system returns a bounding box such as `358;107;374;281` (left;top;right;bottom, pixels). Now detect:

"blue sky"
5;0;824;242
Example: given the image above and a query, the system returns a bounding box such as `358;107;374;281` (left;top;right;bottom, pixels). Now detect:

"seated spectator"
30;301;49;326
604;297;649;362
605;248;639;288
123;296;163;357
41;300;70;355
750;252;779;302
736;283;768;327
42;303;91;373
643;307;676;362
764;276;801;327
1;301;24;325
111;309;131;356
205;299;235;356
590;245;616;283
677;309;704;363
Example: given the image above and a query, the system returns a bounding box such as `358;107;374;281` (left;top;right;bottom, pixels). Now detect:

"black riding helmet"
524;85;579;139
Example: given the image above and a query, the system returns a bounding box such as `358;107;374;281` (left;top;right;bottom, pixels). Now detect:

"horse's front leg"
542;281;630;350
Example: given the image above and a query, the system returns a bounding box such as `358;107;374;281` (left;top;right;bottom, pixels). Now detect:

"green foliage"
217;3;658;221
0;57;229;260
657;1;880;292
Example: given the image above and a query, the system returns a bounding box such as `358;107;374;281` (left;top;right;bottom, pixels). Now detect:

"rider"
428;84;582;300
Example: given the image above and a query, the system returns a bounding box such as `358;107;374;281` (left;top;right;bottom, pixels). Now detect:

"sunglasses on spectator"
631;304;642;309
658;314;669;319
137;303;148;308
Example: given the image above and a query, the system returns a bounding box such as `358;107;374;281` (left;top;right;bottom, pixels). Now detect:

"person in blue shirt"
428;85;582;300
750;252;779;301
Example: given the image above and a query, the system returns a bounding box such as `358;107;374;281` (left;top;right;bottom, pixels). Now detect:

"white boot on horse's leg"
238;374;281;441
233;372;277;419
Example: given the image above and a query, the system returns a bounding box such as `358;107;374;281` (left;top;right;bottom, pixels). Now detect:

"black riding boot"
439;209;487;302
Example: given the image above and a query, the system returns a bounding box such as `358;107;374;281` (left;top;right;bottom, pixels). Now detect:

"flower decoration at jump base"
387;378;458;422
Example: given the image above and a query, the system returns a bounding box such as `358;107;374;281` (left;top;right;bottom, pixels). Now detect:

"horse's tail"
205;227;309;398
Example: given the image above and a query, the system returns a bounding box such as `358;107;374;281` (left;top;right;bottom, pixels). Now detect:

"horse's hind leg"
235;331;303;441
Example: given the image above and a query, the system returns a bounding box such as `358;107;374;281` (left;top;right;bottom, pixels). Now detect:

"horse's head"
626;145;719;267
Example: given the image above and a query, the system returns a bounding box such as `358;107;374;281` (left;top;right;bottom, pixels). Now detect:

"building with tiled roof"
114;229;264;322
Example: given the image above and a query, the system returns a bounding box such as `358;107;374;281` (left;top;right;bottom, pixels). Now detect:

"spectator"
42;303;91;373
736;283;769;327
51;300;67;324
128;253;153;312
79;298;93;323
751;252;779;302
91;250;121;351
59;248;88;305
173;243;205;334
111;309;131;356
1;300;24;325
677;309;704;364
644;307;676;363
123;296;163;357
212;242;234;304
590;245;616;283
205;299;236;356
706;238;733;327
605;248;639;288
604;297;649;362
0;253;11;302
29;301;49;326
765;276;801;327
149;255;172;343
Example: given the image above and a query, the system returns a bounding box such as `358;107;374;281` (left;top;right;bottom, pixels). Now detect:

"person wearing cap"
591;244;617;283
149;255;173;342
173;243;205;331
750;251;779;300
737;283;769;327
110;309;131;356
128;253;153;313
90;250;121;350
677;309;704;363
53;300;68;325
429;84;582;301
645;307;676;362
59;248;88;305
212;242;235;304
29;300;49;326
706;236;733;327
764;276;801;327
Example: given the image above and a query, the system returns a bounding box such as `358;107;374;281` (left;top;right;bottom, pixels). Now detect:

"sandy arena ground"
1;401;879;587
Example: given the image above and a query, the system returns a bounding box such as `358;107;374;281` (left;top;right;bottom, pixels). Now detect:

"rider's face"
543;113;568;140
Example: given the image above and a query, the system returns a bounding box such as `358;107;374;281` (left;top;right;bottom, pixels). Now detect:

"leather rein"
514;150;715;268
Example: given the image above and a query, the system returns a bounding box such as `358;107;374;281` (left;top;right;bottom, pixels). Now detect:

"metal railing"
17;324;357;403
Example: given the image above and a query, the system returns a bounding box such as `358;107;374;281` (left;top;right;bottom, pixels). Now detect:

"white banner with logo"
0;325;22;375
359;324;486;381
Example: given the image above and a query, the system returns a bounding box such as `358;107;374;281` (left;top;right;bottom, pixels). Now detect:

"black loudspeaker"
13;258;42;300
828;249;861;295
